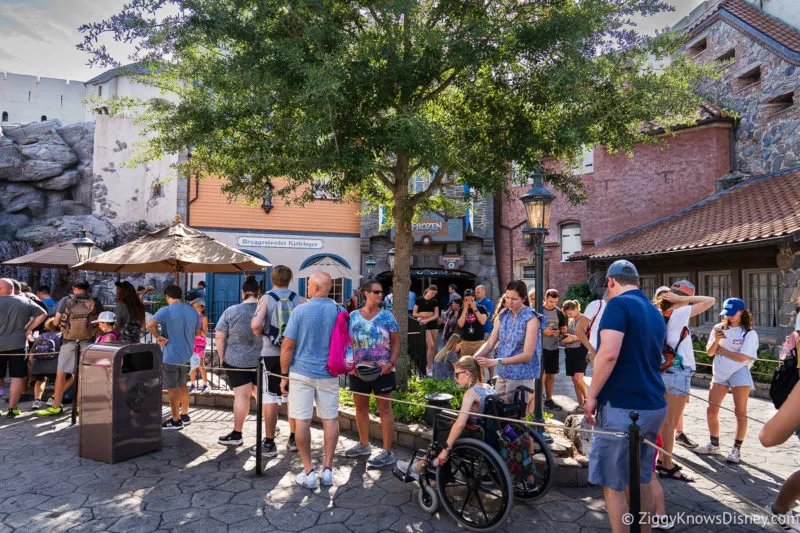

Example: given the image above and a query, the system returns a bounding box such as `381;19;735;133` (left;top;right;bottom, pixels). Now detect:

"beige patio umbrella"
3;240;104;268
297;255;360;280
72;217;270;282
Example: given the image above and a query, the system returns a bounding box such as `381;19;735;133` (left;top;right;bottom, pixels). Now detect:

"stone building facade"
361;183;499;301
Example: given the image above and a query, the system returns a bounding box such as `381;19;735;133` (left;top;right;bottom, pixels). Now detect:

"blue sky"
0;0;706;82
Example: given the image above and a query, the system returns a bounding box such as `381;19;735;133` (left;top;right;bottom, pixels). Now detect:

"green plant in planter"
564;282;598;313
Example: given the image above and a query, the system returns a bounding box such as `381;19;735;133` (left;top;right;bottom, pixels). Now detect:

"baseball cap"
92;311;117;324
720;298;745;317
655;286;671;297
192;299;206;307
671;280;696;297
605;260;639;279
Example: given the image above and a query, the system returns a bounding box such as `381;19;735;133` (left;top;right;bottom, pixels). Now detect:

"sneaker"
46;397;54;406
543;399;562;412
36;406;63;417
652;514;675;531
200;385;211;393
367;450;396;469
766;503;798;531
425;368;433;378
219;431;244;446
345;442;372;458
694;442;721;455
6;408;20;418
296;469;317;489
180;414;191;425
726;447;741;464
31;400;42;410
396;460;421;480
188;384;197;393
675;432;699;449
320;467;333;486
287;435;298;452
249;440;278;457
163;418;184;430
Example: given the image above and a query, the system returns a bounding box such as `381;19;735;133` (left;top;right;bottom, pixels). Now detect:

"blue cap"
605;260;639;279
720;298;745;317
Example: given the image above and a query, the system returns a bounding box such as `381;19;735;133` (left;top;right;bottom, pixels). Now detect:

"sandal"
658;465;694;482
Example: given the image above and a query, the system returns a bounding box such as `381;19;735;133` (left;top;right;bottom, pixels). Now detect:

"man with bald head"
0;278;46;417
280;271;341;489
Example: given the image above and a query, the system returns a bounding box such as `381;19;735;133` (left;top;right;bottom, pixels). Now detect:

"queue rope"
643;439;800;533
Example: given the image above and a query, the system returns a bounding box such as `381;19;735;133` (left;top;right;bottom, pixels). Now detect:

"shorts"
542;348;560;375
0;348;28;378
163;363;189;390
712;366;754;389
57;340;91;374
494;376;534;404
261;356;285;405
224;362;257;388
662;366;693;397
193;336;207;358
589;403;666;492
288;371;339;420
460;340;485;357
350;372;396;396
565;346;588;376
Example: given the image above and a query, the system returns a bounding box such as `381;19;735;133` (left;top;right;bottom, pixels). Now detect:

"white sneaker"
766;503;798;531
296;469;317;489
320;467;333;486
652;514;675;530
726;447;741;464
396;460;421;480
694;442;721;455
425;368;433;377
46;397;54;407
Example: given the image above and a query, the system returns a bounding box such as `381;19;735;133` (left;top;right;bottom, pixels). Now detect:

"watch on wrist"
497;358;503;366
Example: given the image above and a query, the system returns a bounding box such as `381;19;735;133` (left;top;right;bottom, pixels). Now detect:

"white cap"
91;311;117;324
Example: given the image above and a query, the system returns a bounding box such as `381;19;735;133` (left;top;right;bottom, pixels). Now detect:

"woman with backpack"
695;297;759;464
653;281;715;482
344;280;400;469
114;281;146;344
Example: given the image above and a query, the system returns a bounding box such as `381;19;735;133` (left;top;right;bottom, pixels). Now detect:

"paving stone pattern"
0;358;797;532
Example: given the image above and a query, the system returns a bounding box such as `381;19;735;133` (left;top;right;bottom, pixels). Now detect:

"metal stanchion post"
71;343;80;426
255;359;263;476
628;411;641;533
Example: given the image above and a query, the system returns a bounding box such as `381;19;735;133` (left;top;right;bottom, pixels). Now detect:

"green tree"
80;0;717;387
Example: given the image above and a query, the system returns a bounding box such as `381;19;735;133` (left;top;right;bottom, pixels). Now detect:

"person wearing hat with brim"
652;281;716;482
583;260;668;532
344;279;400;469
92;311;119;343
695;297;758;464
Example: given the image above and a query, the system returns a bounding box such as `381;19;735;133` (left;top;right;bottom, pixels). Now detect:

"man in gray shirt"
0;278;46;417
541;288;567;412
216;277;263;446
250;265;304;457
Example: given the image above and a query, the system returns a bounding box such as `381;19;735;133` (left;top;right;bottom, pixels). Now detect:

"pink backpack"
327;308;354;376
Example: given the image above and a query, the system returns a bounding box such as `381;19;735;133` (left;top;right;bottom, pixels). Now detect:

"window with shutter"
560;223;582;261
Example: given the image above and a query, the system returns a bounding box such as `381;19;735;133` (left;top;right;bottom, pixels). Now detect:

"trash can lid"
424;393;454;402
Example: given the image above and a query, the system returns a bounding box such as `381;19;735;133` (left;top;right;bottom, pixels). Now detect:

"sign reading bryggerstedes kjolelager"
236;236;323;250
390;212;465;243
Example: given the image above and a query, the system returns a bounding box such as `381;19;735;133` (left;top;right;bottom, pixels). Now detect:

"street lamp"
387;248;396;271
365;255;377;278
72;227;95;263
519;165;554;434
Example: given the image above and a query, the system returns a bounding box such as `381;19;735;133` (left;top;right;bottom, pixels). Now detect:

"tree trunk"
391;161;413;390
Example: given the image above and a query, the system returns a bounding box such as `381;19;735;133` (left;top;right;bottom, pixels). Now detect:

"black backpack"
770;351;799;409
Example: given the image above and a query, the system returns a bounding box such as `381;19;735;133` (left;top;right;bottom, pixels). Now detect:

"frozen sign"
237;237;323;250
391;213;464;242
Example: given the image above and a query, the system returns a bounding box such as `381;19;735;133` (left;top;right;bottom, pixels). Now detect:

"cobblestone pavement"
0;360;796;533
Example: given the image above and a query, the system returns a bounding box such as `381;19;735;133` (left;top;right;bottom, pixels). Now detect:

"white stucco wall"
0;72;87;124
744;0;800;29
92;114;180;227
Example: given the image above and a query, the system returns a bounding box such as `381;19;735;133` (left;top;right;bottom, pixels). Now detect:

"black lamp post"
519;166;554;432
365;255;377;278
387;248;396;271
72;227;95;283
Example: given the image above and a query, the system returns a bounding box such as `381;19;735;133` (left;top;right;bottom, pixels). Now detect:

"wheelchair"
393;386;555;532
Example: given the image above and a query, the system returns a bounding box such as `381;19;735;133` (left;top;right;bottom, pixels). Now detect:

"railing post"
71;343;80;426
255;358;263;476
628;411;641;533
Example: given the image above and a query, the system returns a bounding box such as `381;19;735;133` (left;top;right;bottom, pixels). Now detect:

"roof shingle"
570;166;800;261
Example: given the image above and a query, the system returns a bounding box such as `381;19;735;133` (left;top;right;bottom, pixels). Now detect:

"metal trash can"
79;343;162;464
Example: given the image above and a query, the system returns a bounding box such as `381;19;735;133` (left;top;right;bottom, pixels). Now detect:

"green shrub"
564;282;598;313
692;340;777;384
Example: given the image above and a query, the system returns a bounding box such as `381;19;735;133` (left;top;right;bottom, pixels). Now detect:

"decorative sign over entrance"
438;255;465;270
237;236;323;250
390;213;464;243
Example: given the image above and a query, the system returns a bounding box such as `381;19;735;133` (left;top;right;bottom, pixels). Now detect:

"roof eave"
569;235;787;262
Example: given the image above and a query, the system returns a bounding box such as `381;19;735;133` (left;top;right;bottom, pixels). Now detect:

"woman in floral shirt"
474;280;543;412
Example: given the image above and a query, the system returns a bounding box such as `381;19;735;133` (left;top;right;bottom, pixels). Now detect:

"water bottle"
502;424;519;441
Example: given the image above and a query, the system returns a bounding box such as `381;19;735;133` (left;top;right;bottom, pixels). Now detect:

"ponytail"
454;356;483;386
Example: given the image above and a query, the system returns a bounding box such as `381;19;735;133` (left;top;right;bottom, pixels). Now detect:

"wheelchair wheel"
436;438;513;532
417;484;439;513
512;426;554;500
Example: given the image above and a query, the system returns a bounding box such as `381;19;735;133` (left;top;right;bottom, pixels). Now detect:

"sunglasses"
370;289;383;294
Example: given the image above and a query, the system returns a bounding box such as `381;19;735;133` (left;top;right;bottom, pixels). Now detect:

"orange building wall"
188;177;361;234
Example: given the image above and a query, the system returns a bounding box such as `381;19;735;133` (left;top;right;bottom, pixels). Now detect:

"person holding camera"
458;289;488;356
541;289;567;411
